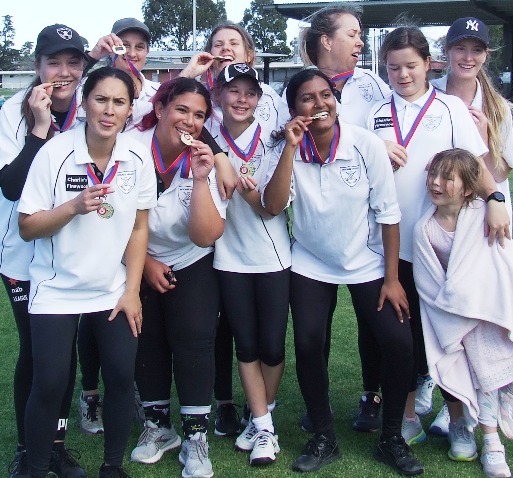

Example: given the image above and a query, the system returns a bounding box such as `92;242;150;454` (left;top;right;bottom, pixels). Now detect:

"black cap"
112;18;151;43
216;63;261;90
446;17;489;47
34;24;87;59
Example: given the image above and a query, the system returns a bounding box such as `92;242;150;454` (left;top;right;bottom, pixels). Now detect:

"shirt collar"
392;84;435;111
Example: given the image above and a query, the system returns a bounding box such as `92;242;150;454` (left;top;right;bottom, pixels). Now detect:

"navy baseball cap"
112;18;151;43
446;17;489;47
35;24;87;59
216;63;261;91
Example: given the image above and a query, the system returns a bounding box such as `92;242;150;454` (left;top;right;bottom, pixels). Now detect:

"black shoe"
214;403;240;437
98;464;130;478
375;435;424;476
49;448;87;478
352;392;382;432
291;434;340;472
8;450;29;478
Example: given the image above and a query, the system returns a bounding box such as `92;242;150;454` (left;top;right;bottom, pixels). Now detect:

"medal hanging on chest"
50;92;77;133
220;123;261;177
299;122;340;165
86;162;119;219
152;132;191;178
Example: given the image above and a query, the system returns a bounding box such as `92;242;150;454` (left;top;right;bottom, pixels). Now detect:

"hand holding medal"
71;183;115;216
190;139;215;181
284;116;313;148
384;140;408;172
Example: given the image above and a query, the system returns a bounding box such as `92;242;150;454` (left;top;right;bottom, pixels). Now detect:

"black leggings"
135;253;219;406
1;274;75;446
78;313;101;391
291;272;413;438
213;306;234;402
218;269;290;366
25;310;137;477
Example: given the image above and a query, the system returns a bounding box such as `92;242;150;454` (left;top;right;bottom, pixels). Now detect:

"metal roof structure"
272;0;513;26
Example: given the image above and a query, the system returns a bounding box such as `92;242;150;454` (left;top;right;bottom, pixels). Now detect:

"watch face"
487;192;506;203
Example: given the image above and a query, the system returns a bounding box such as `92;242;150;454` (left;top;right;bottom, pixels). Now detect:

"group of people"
1;5;512;478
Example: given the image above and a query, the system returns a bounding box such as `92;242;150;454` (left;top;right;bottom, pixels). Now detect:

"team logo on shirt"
358;83;374;102
340;164;361;187
422;115;442;132
178;184;193;208
117;170;136;194
255;102;271;122
56;28;73;40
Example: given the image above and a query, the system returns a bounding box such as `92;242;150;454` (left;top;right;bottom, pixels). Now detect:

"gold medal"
240;163;255;177
97;202;114;219
181;132;193;145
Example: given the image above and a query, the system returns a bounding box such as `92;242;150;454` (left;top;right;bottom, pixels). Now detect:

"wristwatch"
485;191;506;203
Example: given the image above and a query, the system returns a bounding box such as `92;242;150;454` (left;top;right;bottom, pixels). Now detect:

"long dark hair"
83;66;135;103
138;77;212;131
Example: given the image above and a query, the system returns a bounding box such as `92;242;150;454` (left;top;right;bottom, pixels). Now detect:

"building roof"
273;0;513;26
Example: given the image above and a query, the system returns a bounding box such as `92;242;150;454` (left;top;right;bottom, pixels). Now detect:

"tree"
143;0;227;50
0;15;20;70
241;0;291;57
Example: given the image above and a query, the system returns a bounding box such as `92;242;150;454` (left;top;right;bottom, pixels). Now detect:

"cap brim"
448;34;488;47
114;27;150;43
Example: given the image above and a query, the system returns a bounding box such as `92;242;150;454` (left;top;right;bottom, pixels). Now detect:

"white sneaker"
499;383;513;440
78;393;104;435
131;420;181;464
448;417;477;462
179;432;213;478
415;375;435;416
481;442;511;478
401;415;426;445
249;430;280;465
235;421;257;451
429;402;450;437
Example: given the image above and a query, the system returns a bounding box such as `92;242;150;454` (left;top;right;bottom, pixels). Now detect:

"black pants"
135;253;219;406
25;310;137;477
213;306;234;401
291;272;413;438
1;274;75;446
78;313;101;391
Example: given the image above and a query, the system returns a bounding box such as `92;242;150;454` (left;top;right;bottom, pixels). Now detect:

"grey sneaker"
179;432;213;478
481;442;511;478
401;415;426;445
131;420;181;463
235;421;258;451
249;430;280;465
415;375;435;416
499;383;513;440
448;417;477;462
429;402;450;437
78;393;104;435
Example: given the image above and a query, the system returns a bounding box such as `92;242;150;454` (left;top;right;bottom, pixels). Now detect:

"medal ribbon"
50;92;77;132
206;70;215;91
220;123;261;163
391;88;436;148
86;161;119;195
299;122;340;165
151;132;191;178
331;70;354;84
113;55;141;78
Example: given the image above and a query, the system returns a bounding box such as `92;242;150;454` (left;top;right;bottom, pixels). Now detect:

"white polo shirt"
278;67;391;129
0;88;82;281
18;123;157;314
264;119;401;285
432;75;513;221
367;85;488;262
126;127;228;270
208;119;291;273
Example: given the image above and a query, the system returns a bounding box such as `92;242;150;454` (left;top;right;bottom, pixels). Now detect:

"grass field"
0;283;512;478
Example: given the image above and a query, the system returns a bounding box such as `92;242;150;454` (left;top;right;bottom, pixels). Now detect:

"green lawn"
1;284;511;478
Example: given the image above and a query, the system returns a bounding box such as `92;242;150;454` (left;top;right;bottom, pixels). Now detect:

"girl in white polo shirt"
17;66;156;478
127;77;226;478
208;64;291;466
367;26;510;453
263;68;423;476
0;23;88;478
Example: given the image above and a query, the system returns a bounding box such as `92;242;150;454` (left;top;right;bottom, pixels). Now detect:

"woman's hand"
284;116;311;147
468;106;489;145
214;152;238;200
71;184;113;215
179;52;215;79
236;175;257;196
378;278;410;323
384;140;408;169
109;289;142;337
29;83;54;138
485;200;511;247
143;255;177;294
88;33;124;61
191;140;215;181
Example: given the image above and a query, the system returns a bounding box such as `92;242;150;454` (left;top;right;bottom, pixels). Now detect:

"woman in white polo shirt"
17;66;156;478
127;77;226;478
0;23;88;478
263;69;423;476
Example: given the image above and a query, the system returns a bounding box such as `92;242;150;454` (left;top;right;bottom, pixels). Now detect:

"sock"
252;412;274;433
483;432;501;447
267;401;276;413
180;405;211;438
142;400;171;428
